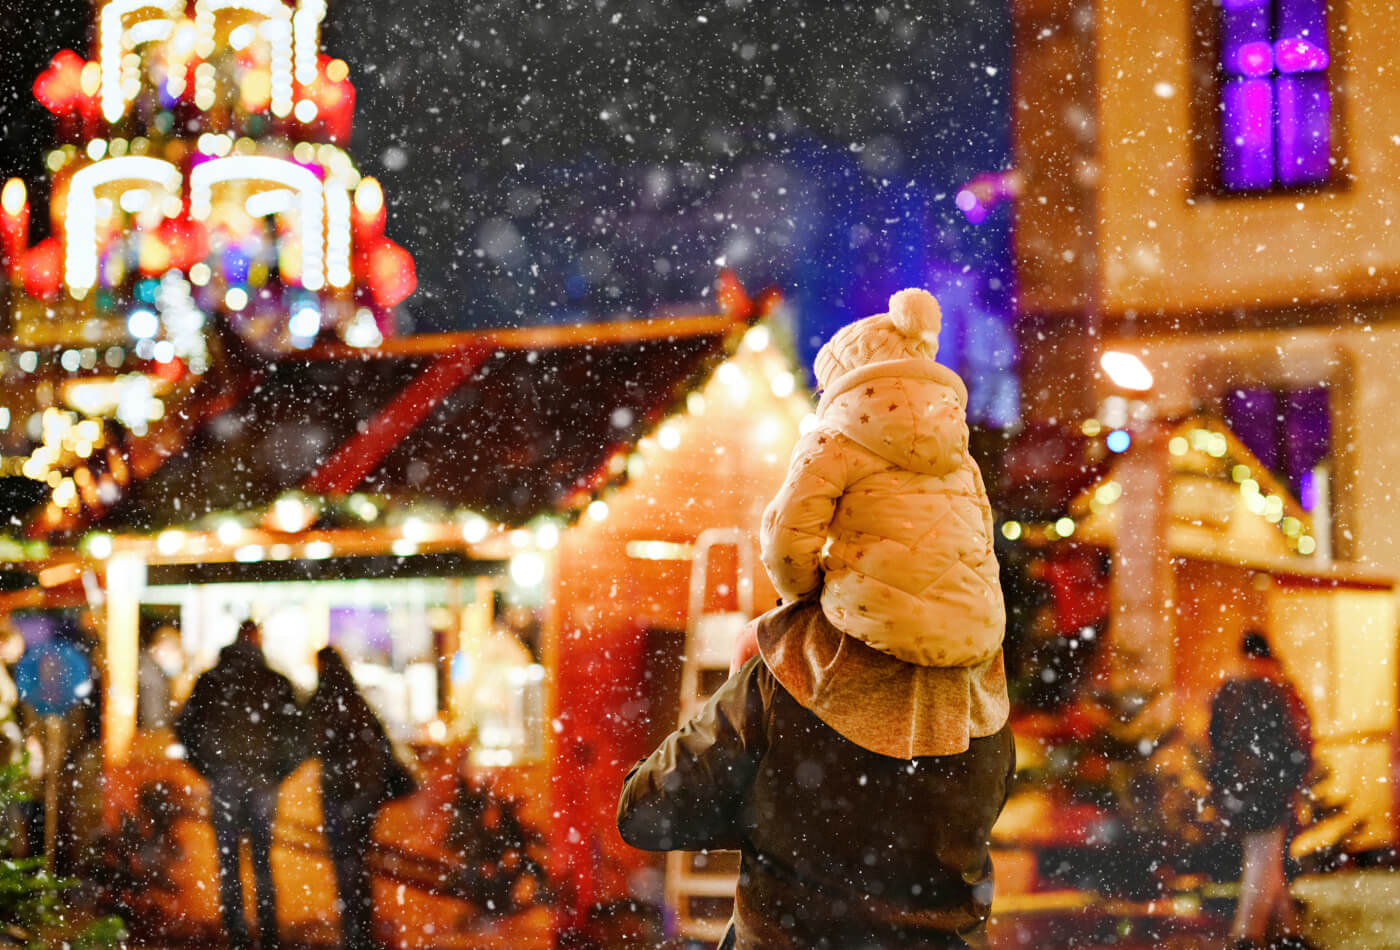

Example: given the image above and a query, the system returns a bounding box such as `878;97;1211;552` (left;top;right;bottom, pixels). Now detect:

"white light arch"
65;156;183;293
292;0;327;85
324;180;351;288
190;156;324;291
99;0;183;123
192;0;293;117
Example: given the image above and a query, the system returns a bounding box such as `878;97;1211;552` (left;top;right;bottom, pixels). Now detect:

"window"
1224;384;1330;512
1218;0;1332;191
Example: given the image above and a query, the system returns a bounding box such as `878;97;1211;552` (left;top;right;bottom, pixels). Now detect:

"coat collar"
816;358;968;417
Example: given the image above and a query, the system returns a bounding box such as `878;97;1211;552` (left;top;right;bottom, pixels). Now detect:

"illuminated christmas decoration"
4;0;416;524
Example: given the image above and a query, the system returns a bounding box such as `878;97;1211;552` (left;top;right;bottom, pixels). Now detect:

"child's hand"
730;618;761;674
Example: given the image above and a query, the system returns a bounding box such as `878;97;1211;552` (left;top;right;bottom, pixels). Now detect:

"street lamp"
1100;351;1154;392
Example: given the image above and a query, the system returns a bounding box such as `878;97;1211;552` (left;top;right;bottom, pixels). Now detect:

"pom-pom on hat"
888;288;942;340
813;287;944;390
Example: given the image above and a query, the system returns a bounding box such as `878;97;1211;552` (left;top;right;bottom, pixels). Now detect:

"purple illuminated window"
1224;385;1330;507
1219;0;1331;190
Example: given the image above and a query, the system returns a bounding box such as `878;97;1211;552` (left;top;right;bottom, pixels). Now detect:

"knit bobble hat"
888;288;942;343
813;288;943;390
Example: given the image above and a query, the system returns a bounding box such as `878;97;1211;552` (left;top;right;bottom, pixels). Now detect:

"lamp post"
1096;350;1176;741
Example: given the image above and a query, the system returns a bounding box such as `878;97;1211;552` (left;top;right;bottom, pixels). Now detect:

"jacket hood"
817;358;969;476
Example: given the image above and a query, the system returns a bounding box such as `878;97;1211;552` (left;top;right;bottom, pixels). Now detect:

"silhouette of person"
175;621;303;950
1209;631;1315;950
305;647;415;950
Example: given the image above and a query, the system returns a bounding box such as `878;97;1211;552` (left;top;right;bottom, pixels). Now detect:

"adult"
619;599;1014;949
1208;631;1315;950
305;647;415;950
175;621;303;950
137;625;186;730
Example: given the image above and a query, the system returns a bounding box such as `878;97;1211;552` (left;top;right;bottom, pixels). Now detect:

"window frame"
1187;0;1351;199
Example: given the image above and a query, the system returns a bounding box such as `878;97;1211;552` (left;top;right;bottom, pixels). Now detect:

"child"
736;287;1004;673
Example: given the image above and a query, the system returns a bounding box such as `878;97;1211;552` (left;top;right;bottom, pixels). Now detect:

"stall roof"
1068;413;1390;587
93;293;775;534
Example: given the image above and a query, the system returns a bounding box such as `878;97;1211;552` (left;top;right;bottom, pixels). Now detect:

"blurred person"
0;627;24;758
671;289;1011;948
174;620;303;950
48;622;101;876
1209;631;1316;950
137;624;185;730
621;598;1013;949
305;647;415;950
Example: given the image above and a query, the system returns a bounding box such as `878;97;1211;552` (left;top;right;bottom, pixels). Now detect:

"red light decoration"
367;239;416;308
1;179;29;281
154;355;186;383
23;237;62;300
33;50;86;114
313;56;356;145
156;209;209;273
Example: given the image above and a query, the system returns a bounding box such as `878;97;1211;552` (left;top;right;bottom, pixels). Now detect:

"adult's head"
236;619;262;649
316;645;354;688
1242;629;1273;661
812;288;943;392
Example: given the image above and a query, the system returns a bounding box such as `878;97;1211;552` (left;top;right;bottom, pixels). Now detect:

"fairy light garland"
1001;423;1317;556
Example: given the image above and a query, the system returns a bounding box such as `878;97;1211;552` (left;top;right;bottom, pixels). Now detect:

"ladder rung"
671;871;739;897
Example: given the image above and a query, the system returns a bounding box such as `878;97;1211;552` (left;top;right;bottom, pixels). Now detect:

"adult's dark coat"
1208;673;1312;833
305;648;415;950
174;640;304;950
304;649;414;817
175;641;304;787
617;657;1015;950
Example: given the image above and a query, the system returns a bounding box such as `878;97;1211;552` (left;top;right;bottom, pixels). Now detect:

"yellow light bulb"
1;179;25;216
80;62;101;98
354;177;384;217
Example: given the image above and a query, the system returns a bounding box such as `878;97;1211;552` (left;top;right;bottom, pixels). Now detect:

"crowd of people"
174;620;416;950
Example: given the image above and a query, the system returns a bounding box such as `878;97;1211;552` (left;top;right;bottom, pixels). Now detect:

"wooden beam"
301;346;489;497
293;310;748;362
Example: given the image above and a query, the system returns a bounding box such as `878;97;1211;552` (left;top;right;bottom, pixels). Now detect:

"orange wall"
554;338;803;642
1014;0;1400;320
546;331;807;913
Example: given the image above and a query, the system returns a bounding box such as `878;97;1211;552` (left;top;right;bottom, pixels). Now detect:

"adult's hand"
729;617;761;674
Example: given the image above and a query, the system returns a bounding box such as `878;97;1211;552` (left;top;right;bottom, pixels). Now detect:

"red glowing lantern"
154;355;185;383
156;208;209;272
33;50;86;114
23;237;63;300
366;239;416;308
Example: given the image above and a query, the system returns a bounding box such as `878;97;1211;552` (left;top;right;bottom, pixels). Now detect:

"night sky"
0;0;1013;381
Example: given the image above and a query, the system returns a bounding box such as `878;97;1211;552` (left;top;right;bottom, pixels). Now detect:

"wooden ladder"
665;526;753;945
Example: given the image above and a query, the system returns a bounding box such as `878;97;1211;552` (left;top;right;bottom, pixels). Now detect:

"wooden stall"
995;414;1397;895
0;284;810;946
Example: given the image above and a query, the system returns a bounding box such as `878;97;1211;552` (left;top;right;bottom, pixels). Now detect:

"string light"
293;0;327;84
189;156;324;290
216;519;242;545
85;533;113;560
100;0;182;123
460;513;489;544
354;177;384;217
65;157;181;293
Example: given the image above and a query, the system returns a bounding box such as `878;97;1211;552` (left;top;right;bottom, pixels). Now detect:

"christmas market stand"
0;0;811;944
990;412;1397;900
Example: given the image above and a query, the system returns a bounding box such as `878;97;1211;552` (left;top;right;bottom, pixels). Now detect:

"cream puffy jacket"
760;357;1005;668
